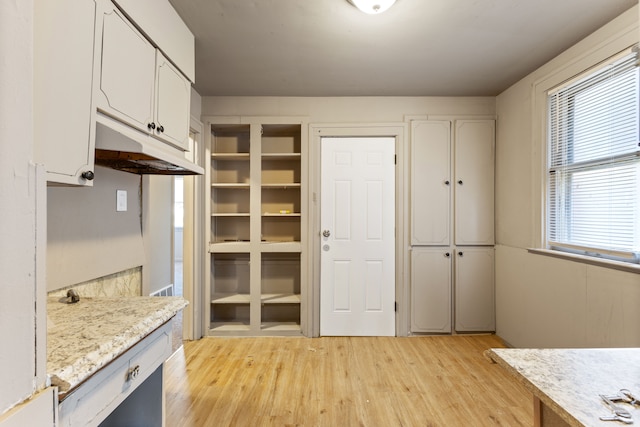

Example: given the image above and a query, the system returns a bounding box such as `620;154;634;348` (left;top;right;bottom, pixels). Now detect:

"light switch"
116;190;127;212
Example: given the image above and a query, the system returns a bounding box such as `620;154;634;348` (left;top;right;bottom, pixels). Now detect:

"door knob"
322;230;331;238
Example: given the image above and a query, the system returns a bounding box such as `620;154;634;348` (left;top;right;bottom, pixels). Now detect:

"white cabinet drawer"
58;322;172;427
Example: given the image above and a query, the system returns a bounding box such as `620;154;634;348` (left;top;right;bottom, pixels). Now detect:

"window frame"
544;47;640;265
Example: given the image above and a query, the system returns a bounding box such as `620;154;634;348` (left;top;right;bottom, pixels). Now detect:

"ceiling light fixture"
348;0;396;14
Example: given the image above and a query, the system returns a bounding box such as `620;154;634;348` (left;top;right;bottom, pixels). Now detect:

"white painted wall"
0;0;40;415
495;6;640;348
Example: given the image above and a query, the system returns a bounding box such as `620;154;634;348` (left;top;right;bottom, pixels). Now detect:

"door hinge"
394;154;397;165
394;301;398;312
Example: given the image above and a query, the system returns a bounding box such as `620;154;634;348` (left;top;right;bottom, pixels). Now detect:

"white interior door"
320;137;395;336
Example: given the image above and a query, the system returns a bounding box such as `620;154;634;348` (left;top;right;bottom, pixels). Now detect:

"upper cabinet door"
34;0;98;185
410;121;451;245
99;6;155;133
454;120;495;245
154;53;191;150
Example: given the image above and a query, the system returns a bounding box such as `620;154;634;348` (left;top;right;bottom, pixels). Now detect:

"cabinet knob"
458;251;464;256
444;252;450;257
158;125;165;133
148;122;156;130
458;180;463;185
444;180;450;185
81;170;95;181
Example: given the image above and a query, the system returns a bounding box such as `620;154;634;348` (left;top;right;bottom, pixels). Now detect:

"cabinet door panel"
99;7;155;132
455;247;495;331
411;248;452;333
454;120;495;245
34;0;97;185
411;121;451;245
155;53;190;150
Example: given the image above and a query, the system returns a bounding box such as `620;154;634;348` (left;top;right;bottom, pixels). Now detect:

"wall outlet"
116;190;127;212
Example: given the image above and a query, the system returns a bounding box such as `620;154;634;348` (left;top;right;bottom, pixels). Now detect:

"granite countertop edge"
47;296;188;395
486;348;581;427
486;347;640;427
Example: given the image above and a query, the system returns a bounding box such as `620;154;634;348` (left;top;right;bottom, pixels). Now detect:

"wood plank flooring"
165;335;532;426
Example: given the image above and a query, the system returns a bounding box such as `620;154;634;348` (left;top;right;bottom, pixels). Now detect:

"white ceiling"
168;0;637;97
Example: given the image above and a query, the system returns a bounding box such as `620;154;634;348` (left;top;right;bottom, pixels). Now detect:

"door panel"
411;248;452;333
455;247;495;331
454;120;495;245
320;137;395;336
410;121;451;245
99;6;155;130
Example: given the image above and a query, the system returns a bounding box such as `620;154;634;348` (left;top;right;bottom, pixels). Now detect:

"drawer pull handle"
128;365;140;381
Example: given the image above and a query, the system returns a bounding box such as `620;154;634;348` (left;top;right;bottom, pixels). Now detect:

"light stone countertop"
47;296;188;396
487;348;640;427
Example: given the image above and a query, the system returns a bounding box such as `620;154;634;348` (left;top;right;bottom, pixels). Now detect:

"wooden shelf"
212;153;250;160
261;293;301;304
211;183;250;188
260;241;301;252
211;213;250;217
209;242;251;253
211;293;251;304
210;322;251;332
262;212;301;217
261;183;300;189
260;322;301;332
261;153;301;160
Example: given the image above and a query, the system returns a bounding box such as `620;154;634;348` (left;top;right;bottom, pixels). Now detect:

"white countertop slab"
487;348;640;427
47;296;188;396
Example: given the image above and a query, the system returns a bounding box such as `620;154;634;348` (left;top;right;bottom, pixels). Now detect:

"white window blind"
547;48;640;263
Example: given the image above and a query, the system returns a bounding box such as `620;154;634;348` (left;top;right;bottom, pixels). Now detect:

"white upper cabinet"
97;2;191;150
111;0;195;82
34;0;98;186
155;53;191;149
411;121;451;245
410;119;495;246
34;0;196;185
99;6;155;132
454;120;495;245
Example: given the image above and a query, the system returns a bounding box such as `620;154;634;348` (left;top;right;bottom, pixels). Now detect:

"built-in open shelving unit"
205;118;307;336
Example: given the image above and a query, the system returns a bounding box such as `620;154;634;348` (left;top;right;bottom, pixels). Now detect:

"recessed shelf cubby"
206;118;306;336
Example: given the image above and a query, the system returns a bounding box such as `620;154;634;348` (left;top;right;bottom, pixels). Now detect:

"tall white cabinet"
204;117;308;336
410;119;495;333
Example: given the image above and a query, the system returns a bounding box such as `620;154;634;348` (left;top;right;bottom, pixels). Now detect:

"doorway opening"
173;176;184;297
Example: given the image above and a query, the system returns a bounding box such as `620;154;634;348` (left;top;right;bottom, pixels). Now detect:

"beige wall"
47;166;144;291
201;96;496;336
495;6;640;348
202;96;495;122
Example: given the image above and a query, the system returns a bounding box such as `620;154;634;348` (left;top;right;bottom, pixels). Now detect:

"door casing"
308;124;409;337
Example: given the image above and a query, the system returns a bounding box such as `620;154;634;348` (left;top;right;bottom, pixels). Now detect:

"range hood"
94;113;204;175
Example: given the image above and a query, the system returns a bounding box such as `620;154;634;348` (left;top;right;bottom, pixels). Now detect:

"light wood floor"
165;335;532;426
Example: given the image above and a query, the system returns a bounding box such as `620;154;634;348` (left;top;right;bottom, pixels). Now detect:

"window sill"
527;248;640;274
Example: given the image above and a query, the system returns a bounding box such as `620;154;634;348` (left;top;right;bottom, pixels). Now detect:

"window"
547;48;640;263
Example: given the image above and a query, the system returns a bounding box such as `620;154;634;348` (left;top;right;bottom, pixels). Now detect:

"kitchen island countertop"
487;347;640;426
47;296;188;396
